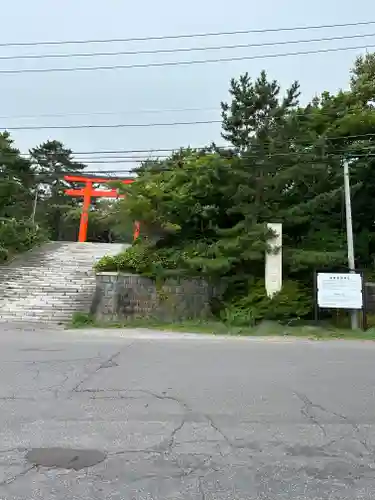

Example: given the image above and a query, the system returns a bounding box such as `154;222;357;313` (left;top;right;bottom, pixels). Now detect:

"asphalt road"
0;326;375;499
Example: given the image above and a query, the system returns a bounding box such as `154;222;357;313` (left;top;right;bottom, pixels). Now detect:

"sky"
0;0;374;174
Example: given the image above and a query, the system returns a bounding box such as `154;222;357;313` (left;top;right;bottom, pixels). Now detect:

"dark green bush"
71;312;94;327
95;254;120;272
0;245;8;263
95;243;181;277
0;219;46;260
221;279;312;326
95;244;150;273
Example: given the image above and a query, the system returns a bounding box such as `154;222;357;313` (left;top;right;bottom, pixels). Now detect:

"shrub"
95;254;120;272
95;244;150;274
95;242;181;277
222;279;312;326
0;219;46;258
0;245;8;263
71;312;94;327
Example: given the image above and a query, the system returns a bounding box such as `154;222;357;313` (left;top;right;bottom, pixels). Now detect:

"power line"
18;135;375;159
69;155;171;161
69;151;197;156
3;119;221;131
65;143;375;162
0;20;373;47
73;159;170;164
70;147;222;155
23;147;191;156
74;149;375;164
26;145;375;166
33;153;375;176
74;151;375;163
0;43;374;75
22;138;375;163
18;134;375;161
21;149;375;180
55;156;172;163
7;104;375;124
1;32;374;61
0;107;218;121
21;147;211;157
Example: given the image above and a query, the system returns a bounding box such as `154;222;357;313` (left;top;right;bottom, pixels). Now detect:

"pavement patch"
25;448;107;471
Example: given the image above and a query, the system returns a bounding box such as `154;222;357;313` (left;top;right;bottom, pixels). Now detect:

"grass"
69;312;375;340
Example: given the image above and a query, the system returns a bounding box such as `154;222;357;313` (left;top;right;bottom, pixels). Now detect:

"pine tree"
217;71;346;283
0;132;45;260
30;140;86;240
0;132;35;219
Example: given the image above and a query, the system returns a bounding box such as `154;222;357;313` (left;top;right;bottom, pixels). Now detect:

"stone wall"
91;276;375;324
91;272;215;322
365;283;375;313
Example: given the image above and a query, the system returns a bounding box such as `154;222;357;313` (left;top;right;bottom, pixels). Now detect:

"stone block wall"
365;283;375;313
91;272;214;322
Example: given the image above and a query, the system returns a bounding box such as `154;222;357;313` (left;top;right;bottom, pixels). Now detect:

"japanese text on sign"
317;273;363;309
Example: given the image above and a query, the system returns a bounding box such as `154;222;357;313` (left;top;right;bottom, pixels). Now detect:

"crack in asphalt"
16;357;102;364
132;390;192;454
76;386;261;459
70;344;134;396
164;416;187;452
295;392;327;437
0;396;37;401
0;465;36;488
295;392;373;456
203;413;239;453
31;362;40;382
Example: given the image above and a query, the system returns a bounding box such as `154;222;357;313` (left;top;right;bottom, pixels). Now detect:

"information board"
317;272;363;309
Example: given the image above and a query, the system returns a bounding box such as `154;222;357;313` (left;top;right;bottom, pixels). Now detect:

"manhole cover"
25;448;107;470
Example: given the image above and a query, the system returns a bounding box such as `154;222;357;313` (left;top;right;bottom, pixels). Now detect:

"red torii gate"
64;175;139;243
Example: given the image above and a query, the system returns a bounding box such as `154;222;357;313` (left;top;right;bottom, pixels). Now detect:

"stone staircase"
0;242;125;324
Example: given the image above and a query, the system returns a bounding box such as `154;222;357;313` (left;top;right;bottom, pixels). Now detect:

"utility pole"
343;160;359;330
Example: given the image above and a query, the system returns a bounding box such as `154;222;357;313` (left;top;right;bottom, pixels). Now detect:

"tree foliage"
30;140;87;241
97;52;375;321
0;133;46;260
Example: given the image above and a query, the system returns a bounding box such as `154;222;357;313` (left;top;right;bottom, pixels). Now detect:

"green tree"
112;150;237;276
30;140;86;240
221;70;300;150
219;71;345;283
0;132;34;219
0;132;45;260
295;53;375;267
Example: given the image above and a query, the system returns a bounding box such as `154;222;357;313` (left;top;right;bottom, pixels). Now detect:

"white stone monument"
265;223;282;298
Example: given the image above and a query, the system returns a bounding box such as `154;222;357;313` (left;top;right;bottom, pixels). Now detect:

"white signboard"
317;273;363;309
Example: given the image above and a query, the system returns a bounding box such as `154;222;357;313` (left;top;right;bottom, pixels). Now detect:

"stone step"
3;283;97;287
0;241;126;324
1;300;90;306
